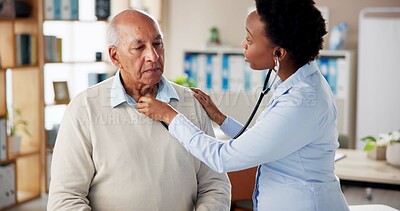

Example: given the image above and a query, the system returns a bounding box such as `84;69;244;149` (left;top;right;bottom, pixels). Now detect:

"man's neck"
124;84;158;102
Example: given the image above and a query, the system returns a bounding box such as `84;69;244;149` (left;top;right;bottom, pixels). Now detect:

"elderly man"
47;9;231;211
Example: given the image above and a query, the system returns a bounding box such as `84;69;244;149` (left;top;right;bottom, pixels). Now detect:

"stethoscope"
233;54;280;139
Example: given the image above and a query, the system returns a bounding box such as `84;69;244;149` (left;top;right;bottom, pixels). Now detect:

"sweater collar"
110;70;180;108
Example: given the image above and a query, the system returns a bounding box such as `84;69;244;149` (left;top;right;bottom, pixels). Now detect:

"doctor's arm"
194;111;231;211
137;94;316;172
170;99;316;172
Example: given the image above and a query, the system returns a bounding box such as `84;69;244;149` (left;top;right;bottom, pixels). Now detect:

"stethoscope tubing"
233;68;278;139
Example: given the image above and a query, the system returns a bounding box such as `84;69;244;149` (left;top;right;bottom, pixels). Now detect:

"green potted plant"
383;130;400;166
172;74;196;88
6;107;31;154
362;129;400;164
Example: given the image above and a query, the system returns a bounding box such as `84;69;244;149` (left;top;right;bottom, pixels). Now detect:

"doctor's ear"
273;48;286;59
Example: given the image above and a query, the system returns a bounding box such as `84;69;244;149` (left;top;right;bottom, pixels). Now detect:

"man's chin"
144;73;163;84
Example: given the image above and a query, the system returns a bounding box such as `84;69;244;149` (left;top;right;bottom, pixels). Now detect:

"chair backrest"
228;167;257;201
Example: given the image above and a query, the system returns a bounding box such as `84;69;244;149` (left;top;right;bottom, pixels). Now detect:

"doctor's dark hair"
255;0;327;68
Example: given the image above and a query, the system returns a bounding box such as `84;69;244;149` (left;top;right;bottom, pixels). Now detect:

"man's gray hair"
106;16;120;47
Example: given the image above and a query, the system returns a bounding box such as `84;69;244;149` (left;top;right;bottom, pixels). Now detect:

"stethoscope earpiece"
273;51;281;71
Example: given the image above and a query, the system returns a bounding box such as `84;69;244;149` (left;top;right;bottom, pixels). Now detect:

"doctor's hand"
190;88;226;126
137;96;178;125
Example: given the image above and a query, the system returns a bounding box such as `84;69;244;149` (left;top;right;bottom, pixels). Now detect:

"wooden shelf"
17;190;41;204
44;19;108;23
44;102;68;107
0;158;16;165
44;60;110;65
14;17;39;22
2;65;39;69
8;150;40;160
0;0;43;209
0;18;36;23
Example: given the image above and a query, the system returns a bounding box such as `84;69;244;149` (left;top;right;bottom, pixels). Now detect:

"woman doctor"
137;0;349;210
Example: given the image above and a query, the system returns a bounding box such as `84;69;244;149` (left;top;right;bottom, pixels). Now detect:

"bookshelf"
0;0;43;209
42;1;114;192
184;48;267;93
1;68;16;209
317;50;356;149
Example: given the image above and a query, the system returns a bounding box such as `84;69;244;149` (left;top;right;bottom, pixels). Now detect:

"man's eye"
154;42;163;48
133;46;144;50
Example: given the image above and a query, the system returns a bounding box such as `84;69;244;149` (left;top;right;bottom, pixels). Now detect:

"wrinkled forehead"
116;11;163;41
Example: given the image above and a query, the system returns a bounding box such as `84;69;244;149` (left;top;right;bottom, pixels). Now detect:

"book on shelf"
46;150;53;191
61;0;79;20
44;0;54;19
185;53;219;91
222;54;245;92
0;118;7;161
45;0;79;20
0;162;16;209
88;73;109;87
316;56;348;99
0;0;15;19
54;0;61;19
46;124;59;148
44;35;62;63
95;0;110;20
15;34;36;66
183;52;266;93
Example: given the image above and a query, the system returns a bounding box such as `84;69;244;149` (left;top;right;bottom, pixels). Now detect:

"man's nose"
145;47;159;62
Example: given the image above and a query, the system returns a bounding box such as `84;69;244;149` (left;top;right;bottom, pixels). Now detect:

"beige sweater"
47;77;231;211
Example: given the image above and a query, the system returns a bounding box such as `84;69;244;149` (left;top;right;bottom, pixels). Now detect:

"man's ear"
108;46;121;68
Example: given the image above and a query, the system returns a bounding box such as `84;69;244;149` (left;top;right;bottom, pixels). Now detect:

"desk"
349;204;398;211
335;149;400;191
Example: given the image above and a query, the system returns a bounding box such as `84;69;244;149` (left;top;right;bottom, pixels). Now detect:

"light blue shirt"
169;61;349;211
110;70;179;108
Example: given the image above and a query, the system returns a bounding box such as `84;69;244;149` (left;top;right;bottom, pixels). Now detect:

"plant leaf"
364;142;376;151
361;136;376;142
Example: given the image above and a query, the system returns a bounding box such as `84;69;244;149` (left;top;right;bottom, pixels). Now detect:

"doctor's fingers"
190;87;209;98
190;87;202;94
193;93;211;106
191;88;211;102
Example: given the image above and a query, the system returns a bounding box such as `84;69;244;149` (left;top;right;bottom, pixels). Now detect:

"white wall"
163;0;254;79
163;0;400;80
356;9;400;149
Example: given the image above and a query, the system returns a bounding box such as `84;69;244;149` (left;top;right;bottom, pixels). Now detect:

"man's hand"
137;96;178;124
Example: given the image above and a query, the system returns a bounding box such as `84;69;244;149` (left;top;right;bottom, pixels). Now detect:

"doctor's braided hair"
255;0;327;68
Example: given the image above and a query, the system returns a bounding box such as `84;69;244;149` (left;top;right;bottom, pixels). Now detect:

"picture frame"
53;81;70;104
0;0;16;19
